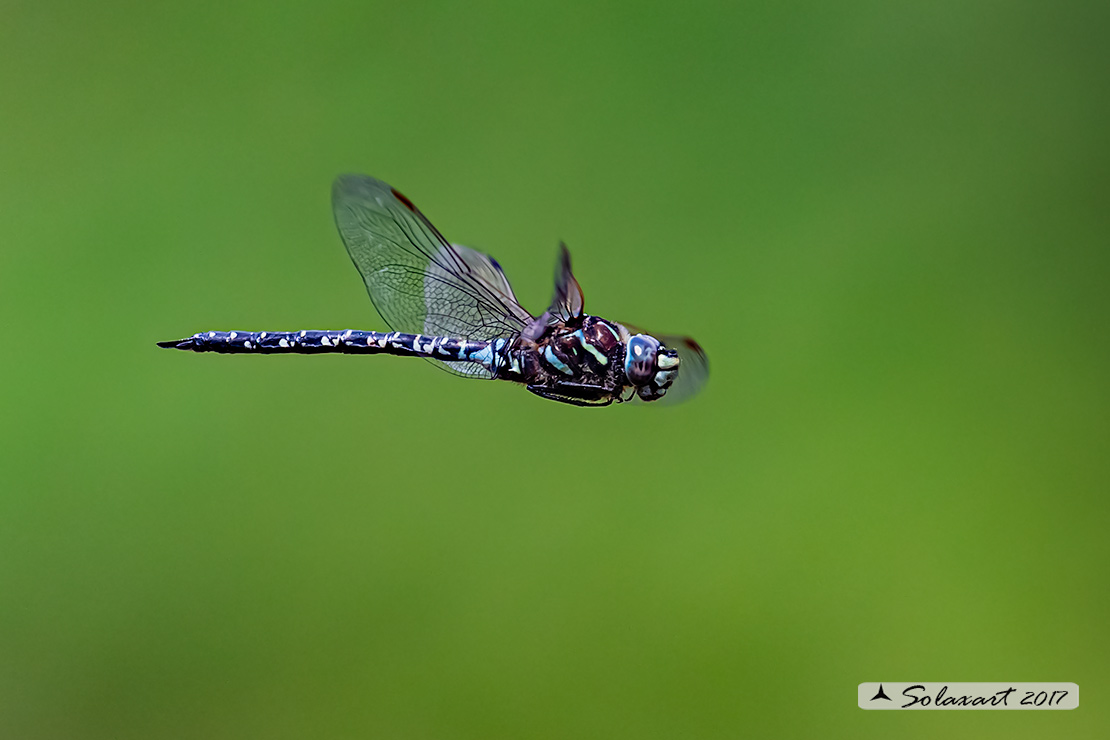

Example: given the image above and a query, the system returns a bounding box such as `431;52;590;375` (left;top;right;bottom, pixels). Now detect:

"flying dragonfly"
159;175;708;407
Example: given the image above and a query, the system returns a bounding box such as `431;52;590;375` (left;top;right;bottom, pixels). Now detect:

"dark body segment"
158;330;502;365
161;319;633;406
510;316;631;406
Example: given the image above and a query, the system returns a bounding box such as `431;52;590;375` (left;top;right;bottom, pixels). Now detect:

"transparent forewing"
655;335;708;405
332;175;533;377
432;243;532;326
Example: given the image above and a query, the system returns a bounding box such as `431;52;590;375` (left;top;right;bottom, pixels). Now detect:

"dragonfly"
159;175;708;407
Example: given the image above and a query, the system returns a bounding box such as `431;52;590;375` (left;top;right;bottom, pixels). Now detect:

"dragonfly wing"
545;243;585;324
438;243;532;324
333;175;533;377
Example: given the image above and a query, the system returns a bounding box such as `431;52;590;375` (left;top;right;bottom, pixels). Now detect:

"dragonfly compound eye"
627;341;680;402
624;334;662;385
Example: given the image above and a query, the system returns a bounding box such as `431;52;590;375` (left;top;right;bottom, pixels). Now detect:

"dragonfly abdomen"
158;330;499;363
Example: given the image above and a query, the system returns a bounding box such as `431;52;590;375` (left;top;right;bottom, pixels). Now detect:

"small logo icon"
870;684;892;701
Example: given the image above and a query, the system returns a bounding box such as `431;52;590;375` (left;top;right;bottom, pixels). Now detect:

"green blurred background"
2;1;1107;737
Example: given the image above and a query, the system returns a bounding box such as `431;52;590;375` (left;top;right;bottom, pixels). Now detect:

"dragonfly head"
624;334;680;402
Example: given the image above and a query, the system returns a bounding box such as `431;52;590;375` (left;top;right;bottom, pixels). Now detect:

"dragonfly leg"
526;382;615;407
